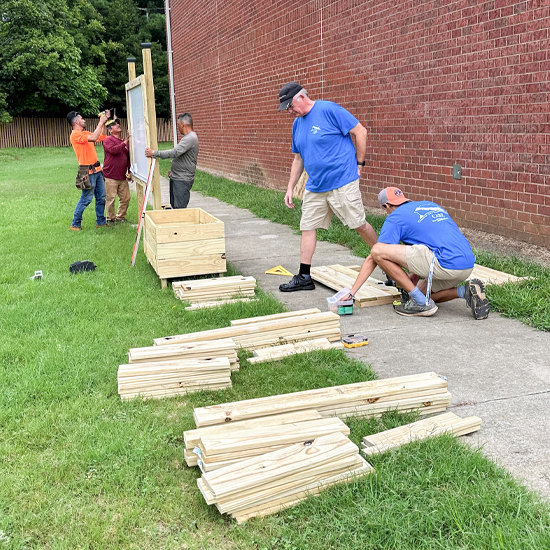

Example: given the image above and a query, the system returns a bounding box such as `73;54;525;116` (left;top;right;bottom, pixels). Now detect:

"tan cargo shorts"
300;179;366;231
406;244;473;293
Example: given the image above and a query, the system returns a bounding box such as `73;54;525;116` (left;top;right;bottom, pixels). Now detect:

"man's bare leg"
354;222;378;248
300;229;317;264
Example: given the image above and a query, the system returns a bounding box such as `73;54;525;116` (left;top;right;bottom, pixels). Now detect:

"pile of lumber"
184;410;324;467
193;415;351;472
311;264;400;307
154;309;341;351
361;412;482;455
193;372;450;427
128;338;239;371
118;339;239;400
248;337;344;364
467;264;530;285
197;431;374;523
118;357;232;400
173;275;257;310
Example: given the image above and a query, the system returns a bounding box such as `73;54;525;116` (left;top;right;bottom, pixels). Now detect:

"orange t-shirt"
70;130;106;167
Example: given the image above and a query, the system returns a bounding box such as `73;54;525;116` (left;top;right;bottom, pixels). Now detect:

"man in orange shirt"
66;110;111;230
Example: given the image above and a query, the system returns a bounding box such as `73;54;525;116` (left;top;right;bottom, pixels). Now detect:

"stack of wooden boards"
192;372;450;427
118;339;238;400
248;337;344;364
188;412;372;523
185;372;465;522
361;411;482;455
173;275;257;311
154;308;341;351
310;264;400;307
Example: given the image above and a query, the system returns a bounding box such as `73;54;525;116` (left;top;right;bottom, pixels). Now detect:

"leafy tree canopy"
0;0;169;122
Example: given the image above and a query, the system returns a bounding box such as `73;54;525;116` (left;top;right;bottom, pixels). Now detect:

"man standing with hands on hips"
277;82;378;292
145;112;198;209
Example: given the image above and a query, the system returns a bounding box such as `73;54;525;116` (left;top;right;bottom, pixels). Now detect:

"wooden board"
311;265;398;308
230;308;321;327
467;264;530;285
185;298;257;311
193;372;448;427
248;338;344;364
361;412;482;455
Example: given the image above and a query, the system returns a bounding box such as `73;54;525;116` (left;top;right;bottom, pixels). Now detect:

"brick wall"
168;0;550;246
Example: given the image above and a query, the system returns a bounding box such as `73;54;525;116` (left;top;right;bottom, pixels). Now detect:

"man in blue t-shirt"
347;187;489;319
277;81;378;292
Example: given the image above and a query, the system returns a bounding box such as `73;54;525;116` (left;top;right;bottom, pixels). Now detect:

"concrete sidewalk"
155;179;550;500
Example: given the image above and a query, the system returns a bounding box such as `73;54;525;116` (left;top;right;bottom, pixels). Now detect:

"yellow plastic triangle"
265;265;293;276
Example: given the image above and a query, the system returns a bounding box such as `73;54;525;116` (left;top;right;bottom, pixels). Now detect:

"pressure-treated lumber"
118;357;232;401
154;311;341;350
184;298;257;311
173;275;256;306
230;309;321;327
467;264;530;285
197;432;374;522
361;412;482;455
202;431;359;499
194;417;350;471
128;338;239;371
184;410;323;466
311;265;398;307
248;338;344;364
193;372;448;427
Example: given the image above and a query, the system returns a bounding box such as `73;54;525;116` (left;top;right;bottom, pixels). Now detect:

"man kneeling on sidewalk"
347;187;489;319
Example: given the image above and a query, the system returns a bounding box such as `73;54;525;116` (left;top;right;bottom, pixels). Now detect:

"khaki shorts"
406;244;473;293
300;179;367;231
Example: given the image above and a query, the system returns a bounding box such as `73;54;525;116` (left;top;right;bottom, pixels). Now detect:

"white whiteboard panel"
127;83;149;182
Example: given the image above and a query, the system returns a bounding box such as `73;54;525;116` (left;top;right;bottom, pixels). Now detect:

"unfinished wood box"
143;208;226;281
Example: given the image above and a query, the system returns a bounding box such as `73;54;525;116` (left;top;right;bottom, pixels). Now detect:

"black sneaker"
279;274;315;292
464;279;490;320
394;298;438;317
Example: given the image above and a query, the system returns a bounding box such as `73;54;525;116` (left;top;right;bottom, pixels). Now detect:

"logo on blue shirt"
414;206;449;223
311;126;321;134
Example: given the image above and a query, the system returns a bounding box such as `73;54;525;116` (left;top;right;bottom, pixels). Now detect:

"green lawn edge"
0;146;548;549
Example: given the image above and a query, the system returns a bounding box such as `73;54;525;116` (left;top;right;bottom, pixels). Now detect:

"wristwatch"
357;160;365;166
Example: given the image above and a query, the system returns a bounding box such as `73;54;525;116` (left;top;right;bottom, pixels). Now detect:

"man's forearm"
350;255;376;296
350;123;367;163
88;120;105;142
287;156;304;192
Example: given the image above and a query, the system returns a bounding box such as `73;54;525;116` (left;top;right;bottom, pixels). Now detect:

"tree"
0;0;108;120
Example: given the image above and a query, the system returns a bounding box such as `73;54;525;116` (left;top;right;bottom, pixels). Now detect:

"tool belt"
75;162;101;190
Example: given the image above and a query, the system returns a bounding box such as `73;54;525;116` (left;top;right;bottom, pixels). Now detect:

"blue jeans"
71;171;106;227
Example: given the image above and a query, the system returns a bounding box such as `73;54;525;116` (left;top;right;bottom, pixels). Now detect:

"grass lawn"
0;146;549;549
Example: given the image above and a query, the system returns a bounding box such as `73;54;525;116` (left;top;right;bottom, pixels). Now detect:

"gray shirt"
154;131;198;181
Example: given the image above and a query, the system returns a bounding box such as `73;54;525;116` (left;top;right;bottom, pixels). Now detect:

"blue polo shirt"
292;101;359;193
378;201;475;270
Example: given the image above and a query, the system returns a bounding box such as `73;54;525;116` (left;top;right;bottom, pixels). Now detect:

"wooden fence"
0;117;174;148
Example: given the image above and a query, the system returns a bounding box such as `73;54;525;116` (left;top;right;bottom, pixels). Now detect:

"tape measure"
342;334;369;348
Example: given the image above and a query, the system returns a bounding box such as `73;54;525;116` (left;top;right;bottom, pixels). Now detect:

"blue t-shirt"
378;201;475;270
292;101;359;193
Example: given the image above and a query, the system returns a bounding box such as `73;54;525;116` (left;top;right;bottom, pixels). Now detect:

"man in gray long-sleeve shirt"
145;112;199;209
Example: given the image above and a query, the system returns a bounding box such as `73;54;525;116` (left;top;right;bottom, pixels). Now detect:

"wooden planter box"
143;208;226;286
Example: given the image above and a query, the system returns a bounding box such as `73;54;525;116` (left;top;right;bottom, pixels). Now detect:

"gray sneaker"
394;298;438;317
464;279;490;320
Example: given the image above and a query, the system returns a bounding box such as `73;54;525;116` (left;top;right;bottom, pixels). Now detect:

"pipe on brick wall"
164;0;177;146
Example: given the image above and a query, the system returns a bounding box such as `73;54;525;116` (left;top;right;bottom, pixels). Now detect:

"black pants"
169;178;194;209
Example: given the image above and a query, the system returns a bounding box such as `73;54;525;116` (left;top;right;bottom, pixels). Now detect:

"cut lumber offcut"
154;311;341;350
467;264;530;285
120;382;232;401
248;338;344;364
310;265;397;308
193;372;448;427
185;298;257;311
201;431;358;499
361;412;482;455
230;309;321;327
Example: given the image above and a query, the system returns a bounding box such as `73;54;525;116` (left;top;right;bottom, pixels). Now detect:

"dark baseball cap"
278;82;303;111
66;111;79;126
105;118;120;130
